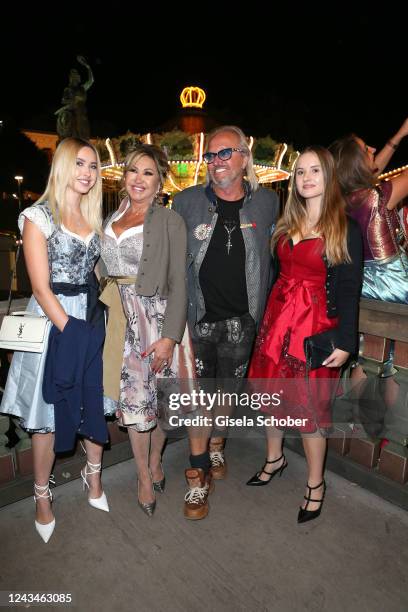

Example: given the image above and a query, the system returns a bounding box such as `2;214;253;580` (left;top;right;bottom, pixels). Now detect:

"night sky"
1;7;407;167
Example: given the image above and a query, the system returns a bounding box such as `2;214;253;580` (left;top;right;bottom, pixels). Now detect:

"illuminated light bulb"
105;138;117;166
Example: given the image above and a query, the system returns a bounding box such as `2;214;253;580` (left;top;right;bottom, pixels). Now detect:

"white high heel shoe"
81;460;109;513
34;477;56;543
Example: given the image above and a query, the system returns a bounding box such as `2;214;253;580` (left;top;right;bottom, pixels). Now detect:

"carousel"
95;86;300;212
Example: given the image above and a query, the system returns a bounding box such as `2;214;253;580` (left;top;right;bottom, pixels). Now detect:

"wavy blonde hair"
272;146;350;265
36;137;103;233
119;144;170;204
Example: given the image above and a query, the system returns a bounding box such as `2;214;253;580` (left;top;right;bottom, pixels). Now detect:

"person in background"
330;121;408;430
330;118;408;303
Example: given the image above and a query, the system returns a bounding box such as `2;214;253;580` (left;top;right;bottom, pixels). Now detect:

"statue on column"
55;55;94;141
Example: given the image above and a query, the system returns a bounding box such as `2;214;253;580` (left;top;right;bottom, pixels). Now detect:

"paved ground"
1;437;408;612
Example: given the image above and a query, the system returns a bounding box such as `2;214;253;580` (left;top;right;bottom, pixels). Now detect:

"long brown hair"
272;146;350;265
329;134;376;194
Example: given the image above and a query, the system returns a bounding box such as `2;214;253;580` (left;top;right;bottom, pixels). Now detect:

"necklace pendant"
223;220;236;255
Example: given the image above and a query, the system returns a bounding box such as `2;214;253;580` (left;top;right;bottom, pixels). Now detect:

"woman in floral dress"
100;144;193;516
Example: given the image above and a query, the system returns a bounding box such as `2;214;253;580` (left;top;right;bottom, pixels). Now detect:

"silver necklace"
223;220;237;255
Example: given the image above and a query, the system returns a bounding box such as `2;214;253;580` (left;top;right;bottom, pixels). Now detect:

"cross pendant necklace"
223;220;236;255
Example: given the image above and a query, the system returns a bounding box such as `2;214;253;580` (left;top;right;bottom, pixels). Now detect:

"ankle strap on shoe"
265;453;284;464
86;461;102;474
306;480;325;491
34;475;55;500
304;480;326;503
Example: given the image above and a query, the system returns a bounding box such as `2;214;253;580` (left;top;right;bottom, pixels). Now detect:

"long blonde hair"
36;137;103;233
272;146;350;265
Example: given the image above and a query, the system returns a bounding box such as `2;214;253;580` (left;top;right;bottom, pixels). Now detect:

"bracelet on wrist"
387;140;399;150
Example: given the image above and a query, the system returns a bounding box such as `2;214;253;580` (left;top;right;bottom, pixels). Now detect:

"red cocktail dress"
248;236;341;433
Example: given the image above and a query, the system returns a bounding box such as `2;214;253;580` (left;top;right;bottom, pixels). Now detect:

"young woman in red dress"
247;146;363;523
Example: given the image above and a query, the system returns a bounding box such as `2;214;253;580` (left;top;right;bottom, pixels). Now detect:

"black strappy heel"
297;480;326;523
246;453;288;486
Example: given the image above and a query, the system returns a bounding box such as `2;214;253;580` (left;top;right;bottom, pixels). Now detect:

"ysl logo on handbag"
17;322;26;338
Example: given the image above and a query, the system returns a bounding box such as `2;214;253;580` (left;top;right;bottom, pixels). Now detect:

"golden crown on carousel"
180;86;206;109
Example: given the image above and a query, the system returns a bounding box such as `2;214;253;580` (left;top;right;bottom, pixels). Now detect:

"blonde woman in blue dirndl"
1;138;111;543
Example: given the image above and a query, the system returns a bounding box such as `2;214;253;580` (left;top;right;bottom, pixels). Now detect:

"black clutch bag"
303;329;338;371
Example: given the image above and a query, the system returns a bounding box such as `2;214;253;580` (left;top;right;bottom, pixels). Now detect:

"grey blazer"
172;182;279;334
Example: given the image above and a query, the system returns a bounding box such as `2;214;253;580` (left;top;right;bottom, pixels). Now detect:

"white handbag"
0;311;51;353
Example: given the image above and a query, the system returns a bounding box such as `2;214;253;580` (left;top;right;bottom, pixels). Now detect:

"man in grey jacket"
173;125;279;519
